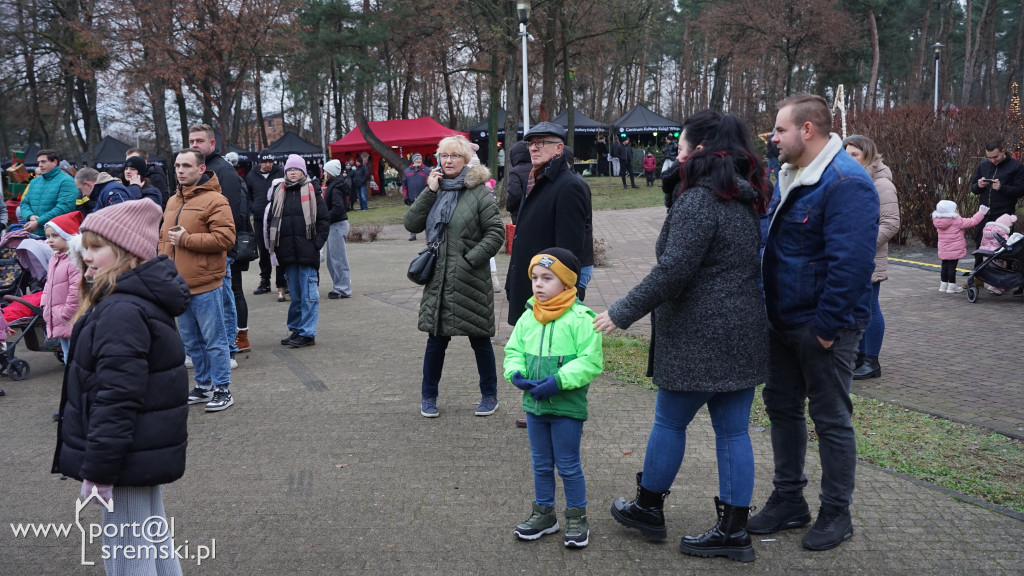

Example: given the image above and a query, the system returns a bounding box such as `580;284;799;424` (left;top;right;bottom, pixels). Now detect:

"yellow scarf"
532;288;578;324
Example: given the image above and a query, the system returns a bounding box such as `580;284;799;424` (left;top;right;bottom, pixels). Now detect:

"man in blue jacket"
751;93;878;552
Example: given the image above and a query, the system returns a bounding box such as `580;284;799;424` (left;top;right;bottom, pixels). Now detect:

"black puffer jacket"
52;255;191;486
145;164;170;207
247;164;285;220
505;153;591;325
205;153;245;259
504;141;532;224
267;177;330;267
323;175;351;224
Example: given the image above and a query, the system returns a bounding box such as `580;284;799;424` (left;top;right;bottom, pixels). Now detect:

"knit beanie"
80;199;162;260
994;213;1018;233
324;159;342;177
529;247;580;288
412;153;422;162
45;211;84;241
932;200;957;219
284;154;307;175
123;155;147;174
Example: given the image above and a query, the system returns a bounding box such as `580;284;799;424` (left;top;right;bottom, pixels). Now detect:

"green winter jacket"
21;168;79;230
404;164;504;337
503;299;603;421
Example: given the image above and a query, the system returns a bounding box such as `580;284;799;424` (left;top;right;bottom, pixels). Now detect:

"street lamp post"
517;1;531;134
933;43;944;117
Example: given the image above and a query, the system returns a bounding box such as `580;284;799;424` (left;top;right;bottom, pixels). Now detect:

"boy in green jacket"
504;248;603;548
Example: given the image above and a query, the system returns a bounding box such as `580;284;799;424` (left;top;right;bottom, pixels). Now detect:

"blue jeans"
420;334;497;399
326;221;351;296
641;387;756;506
221;257;238;356
526;413;586;508
578;265;593;288
763;323;861;509
178;287;231;390
283;265;320;337
858;282;884;356
59;338;70;363
358;185;368;210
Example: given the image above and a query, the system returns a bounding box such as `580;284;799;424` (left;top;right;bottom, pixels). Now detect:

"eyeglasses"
439;153;463;161
527;140;561;150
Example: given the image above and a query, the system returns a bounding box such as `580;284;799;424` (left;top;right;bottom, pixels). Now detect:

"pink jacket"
933;210;987;260
979;221;1012;252
41;251;81;339
643;156;657;172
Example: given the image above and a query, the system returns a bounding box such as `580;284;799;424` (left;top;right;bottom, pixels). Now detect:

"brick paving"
1;205;1021;574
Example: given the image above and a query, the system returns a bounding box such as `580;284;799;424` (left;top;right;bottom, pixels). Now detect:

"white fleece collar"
776;133;844;210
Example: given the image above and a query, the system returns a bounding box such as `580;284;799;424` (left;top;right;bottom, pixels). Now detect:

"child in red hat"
42;210;84;360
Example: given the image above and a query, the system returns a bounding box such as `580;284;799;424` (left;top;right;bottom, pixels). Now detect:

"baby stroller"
0;229;57;381
0;293;64;380
965;232;1024;302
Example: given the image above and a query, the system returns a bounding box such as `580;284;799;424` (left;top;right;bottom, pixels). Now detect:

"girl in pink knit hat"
53;199;190;576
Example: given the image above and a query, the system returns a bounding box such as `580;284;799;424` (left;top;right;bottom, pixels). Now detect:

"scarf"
268;176;317;259
425;166;469;244
532;288;578;325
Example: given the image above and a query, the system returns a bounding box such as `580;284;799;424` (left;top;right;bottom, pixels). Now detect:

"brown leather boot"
235;328;251;353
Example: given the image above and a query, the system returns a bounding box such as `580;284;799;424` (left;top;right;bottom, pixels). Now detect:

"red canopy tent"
328;117;468;168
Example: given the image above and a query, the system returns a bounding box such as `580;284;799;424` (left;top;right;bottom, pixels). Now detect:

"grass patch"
602;333;1024;514
347;175;665;229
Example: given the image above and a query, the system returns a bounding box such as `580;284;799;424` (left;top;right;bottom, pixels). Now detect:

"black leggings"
231;260;248;328
940;259;958;283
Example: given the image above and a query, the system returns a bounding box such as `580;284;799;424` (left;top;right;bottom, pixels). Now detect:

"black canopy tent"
548;109;609;171
609;104;682;148
85;136;167;171
263;131;324;175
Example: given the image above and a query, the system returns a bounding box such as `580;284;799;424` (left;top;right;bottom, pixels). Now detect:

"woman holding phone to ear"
404;135;504;419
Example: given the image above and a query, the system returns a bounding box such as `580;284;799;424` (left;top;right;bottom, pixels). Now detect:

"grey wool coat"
404;164;504;337
607;177;769;393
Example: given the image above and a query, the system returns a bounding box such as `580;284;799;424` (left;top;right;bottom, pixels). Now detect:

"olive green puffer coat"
404;165;504;337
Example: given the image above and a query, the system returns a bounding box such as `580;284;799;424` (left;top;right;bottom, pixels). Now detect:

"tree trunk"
255;66;268;149
176;82;189;149
148;76;171;160
866;11;880;110
910;0;932;104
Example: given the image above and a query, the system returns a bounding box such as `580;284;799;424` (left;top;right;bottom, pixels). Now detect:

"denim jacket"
762;134;879;341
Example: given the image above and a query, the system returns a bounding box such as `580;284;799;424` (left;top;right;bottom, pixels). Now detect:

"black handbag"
407;239;440;285
235;230;259;262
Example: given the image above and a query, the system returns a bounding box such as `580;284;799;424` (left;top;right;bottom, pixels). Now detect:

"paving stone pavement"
1;206;1022;575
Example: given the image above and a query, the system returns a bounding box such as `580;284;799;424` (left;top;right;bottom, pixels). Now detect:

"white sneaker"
939;281;948;292
184;356;193;369
947;284;963;293
230;358;238;369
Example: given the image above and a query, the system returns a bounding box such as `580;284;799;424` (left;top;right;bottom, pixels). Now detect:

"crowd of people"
11;88;1023;573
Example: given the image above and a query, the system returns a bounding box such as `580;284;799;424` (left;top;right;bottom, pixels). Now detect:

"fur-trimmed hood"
463;164;492;190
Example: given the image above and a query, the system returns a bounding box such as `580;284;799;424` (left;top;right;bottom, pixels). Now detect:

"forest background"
2;0;1024;241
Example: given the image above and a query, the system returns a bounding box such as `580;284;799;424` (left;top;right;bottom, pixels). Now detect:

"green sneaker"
514;503;559;541
564;507;590;548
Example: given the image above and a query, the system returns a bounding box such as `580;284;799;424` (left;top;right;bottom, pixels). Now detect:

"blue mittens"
512;371;535;391
529;375;560;400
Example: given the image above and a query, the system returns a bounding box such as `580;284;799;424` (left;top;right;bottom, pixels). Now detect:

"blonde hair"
841;134;879;166
72;230;145;322
436;135;473;163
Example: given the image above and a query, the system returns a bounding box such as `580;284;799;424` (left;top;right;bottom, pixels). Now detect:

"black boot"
610;472;670;540
253;281;271;295
852;356;880;380
679;497;755;562
854;352;865;370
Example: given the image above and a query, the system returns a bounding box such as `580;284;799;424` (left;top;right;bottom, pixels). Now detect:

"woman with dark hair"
594;109;770;563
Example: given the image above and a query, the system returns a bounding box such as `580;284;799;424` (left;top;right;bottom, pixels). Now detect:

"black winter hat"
530;246;580;287
123;155;147;174
258;150;275;162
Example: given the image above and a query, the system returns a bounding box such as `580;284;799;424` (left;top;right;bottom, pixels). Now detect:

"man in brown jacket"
159;148;237;412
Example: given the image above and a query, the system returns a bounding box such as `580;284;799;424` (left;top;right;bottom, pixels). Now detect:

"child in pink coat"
932;200;988;294
977;213;1018;294
42;211;83;360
